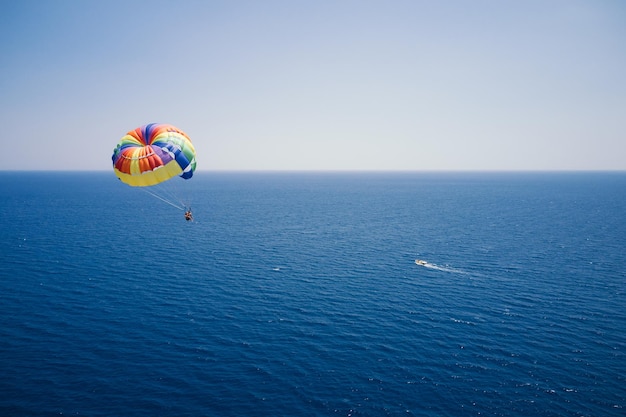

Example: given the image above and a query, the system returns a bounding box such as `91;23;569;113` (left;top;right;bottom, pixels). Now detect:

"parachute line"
140;187;185;210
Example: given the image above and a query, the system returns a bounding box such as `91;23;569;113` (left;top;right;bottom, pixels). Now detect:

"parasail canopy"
112;123;196;187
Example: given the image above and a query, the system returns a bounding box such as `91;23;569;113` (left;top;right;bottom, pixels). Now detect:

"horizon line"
1;169;625;173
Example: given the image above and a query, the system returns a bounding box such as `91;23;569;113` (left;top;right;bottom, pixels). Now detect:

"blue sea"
0;171;624;416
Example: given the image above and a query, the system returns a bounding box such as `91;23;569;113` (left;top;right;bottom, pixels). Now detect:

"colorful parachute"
112;123;196;187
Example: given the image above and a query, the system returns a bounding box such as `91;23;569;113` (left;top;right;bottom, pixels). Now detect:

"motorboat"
415;259;428;266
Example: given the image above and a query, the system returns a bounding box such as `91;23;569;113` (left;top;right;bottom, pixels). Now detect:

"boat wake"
415;259;467;274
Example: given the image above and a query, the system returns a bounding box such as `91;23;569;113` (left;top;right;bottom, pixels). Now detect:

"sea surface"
0;171;624;416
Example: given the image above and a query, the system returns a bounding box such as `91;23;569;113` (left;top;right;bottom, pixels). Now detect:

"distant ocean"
0;171;624;416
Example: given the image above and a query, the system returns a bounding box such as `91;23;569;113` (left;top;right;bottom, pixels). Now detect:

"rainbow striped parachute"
112;123;196;187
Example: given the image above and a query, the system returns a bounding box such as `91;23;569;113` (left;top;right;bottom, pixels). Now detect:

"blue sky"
1;0;625;171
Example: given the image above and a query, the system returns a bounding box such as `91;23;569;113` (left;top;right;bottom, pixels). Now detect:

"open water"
0;171;624;416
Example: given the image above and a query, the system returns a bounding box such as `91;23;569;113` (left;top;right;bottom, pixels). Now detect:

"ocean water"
0;171;624;416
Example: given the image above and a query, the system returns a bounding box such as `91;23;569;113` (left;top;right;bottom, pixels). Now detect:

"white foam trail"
415;260;467;275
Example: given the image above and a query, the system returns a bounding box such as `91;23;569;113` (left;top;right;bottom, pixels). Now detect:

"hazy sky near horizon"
1;0;625;171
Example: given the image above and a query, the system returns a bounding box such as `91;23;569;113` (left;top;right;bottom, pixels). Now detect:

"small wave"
450;318;476;325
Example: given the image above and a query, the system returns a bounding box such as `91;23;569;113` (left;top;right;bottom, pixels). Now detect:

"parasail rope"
140;187;185;210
